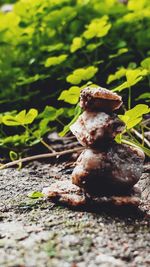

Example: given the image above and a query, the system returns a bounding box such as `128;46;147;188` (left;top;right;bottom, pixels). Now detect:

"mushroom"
70;111;125;147
72;144;145;196
80;86;123;112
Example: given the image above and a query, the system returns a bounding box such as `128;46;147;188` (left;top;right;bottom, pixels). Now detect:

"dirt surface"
0;155;150;267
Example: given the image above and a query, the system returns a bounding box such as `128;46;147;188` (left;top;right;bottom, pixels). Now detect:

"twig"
0;147;83;170
131;129;150;148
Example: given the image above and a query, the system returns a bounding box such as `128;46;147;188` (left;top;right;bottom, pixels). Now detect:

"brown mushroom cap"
80;86;123;112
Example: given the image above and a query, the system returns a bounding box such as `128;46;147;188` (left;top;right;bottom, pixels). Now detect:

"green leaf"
141;57;150;73
125;104;150;118
58;86;81;104
86;41;103;52
128;0;147;11
126;69;147;86
45;54;68;67
125;117;142;130
41;43;64;52
109;48;128;59
27;191;45;199
85;66;98;80
136;92;150;101
83;15;111;39
39;106;63;121
70;37;85;53
2;115;23;126
0;133;29;147
22;109;38;124
115;133;122;144
112;69;148;92
66;66;98;85
59;105;81;136
2;109;38;126
17;74;49;86
118;104;150;129
107;67;126;84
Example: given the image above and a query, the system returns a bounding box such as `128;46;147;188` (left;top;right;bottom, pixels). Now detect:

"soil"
0;149;150;267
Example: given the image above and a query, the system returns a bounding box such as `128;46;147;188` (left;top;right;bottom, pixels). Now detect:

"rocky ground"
0;153;150;267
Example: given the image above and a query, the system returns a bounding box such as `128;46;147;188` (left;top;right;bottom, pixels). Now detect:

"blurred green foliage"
0;0;16;5
0;0;150;158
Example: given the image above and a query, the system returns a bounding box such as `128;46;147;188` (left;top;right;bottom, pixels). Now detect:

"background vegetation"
0;0;150;161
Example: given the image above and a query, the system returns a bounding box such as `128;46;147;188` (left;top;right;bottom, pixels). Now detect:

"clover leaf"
27;191;45;199
118;104;150;130
58;86;81;104
2;109;38;126
66;66;98;85
83;16;111;39
70;37;85;53
45;54;68;67
112;69;148;92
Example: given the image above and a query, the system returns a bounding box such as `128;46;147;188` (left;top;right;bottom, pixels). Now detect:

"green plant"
0;0;149;162
27;191;44;199
116;104;150;157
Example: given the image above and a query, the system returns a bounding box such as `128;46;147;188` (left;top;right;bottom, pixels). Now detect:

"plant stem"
128;87;131;109
121;138;141;149
126;130;139;144
24;125;55;152
40;139;55;152
121;137;150;157
0;147;83;170
131;128;150;148
141;126;145;146
56;118;65;126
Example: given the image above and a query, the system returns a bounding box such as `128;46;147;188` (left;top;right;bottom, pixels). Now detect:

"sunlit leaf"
112;69;148;92
109;48;128;59
27;191;45;199
41;43;64;52
107;67;126;84
70;37;85;53
59;105;81;136
2;109;38;126
58;86;81;104
127;0;147;11
45;54;68;67
66;66;98;84
83;16;111;39
118;104;150;129
23;109;38;124
141;57;150;73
